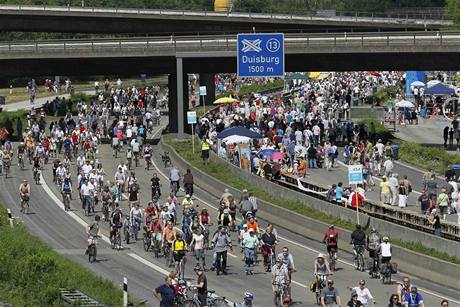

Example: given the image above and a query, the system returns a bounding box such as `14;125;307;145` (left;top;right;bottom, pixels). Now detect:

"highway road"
1;117;459;306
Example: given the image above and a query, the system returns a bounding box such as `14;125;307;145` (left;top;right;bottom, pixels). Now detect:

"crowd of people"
0;74;456;307
195;72;460;230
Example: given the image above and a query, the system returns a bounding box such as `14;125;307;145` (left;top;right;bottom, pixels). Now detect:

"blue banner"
405;71;425;97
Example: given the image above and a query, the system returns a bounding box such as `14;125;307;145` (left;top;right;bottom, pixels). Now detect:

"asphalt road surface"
1;118;459;307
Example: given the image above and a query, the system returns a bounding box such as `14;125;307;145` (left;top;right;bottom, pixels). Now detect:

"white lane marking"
153;147;460;303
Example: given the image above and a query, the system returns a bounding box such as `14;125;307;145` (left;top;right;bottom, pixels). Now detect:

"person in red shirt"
323;225;338;259
349;190;365;208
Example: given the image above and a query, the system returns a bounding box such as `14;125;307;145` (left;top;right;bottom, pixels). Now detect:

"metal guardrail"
0;4;452;25
1;31;460;55
60;290;104;306
279;173;460;241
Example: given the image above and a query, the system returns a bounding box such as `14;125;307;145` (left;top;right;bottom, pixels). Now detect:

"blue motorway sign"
237;33;284;78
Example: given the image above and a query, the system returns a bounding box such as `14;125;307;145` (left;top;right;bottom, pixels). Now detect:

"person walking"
211;227;232;275
380;176;393;205
437;188;449;220
397;181;408;208
201;138;210;164
153;276;175;307
242;228;259;275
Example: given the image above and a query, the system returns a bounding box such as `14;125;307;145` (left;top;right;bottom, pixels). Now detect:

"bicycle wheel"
88;245;94;263
143;235;150;252
186;300;200;307
111;236;116;249
353;256;358;270
359;254;365;272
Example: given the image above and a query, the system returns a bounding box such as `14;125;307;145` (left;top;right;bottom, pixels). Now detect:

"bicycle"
85;198;94;216
124;222;131;245
263;244;276;272
88;236;99;263
328;249;337;272
150;233;162;258
130;217;141;242
3;161;10;178
134;153;139;167
314;273;331;305
161;151;171;168
381;262;392;285
174;253;186;280
102;200;110;222
20;196;30;214
273;282;290;307
62;192;71;211
170;180;179;196
18;154;25;170
187;287;227;307
127;157;132;170
353;245;365;272
369;255;380;279
33;167;40;184
111;227;122;250
164;243;174;267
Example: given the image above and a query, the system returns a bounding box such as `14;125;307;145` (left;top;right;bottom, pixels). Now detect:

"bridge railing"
0;4;451;24
1;31;460;54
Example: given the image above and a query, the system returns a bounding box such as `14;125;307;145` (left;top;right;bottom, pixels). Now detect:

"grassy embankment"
0;204;128;306
164;136;460;265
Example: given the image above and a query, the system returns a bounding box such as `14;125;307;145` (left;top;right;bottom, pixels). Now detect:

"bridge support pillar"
200;73;215;106
168;58;190;136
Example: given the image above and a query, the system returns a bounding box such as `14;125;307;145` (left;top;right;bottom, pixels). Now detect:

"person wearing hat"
218;208;233;229
110;204;124;249
191;265;208;307
403;286;424;307
321;279;342;307
272;257;290;306
236;291;254;307
347;289;364;307
242;228;259;275
314;253;332;290
182;193;194;213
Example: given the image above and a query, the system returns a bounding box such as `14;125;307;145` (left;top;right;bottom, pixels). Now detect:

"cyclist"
144;201;158;226
366;228;381;276
347;289;364;307
150;173;161;198
350;224;366;267
314;253;332;291
190;228;206;269
172;233;187;276
261;224;278;272
397;277;413;303
211;226;232;275
17;142;25;167
403;287;425;307
246;216;259;234
236;291;254;307
380;236;392;264
131;138;141;165
148;215;164;250
129;202;143;241
163;221;177;250
80;178;95;212
350;280;374;307
183;168;194;197
218;208;233;229
272;257;290;307
110;206;124;248
323;225;339;260
169;165;180;195
277;246;296;295
18;179;31;213
191;265;208;307
321;279;342;307
2;149;11;175
85;215;101;256
182;194;195;214
61;177;72;209
242;228;259;275
143;144;152;170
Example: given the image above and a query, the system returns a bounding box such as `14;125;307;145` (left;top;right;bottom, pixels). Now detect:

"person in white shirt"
389;174;399;206
380;236;392;264
383;158;394;178
81;160;93;176
351;280;374;307
80;179;95;212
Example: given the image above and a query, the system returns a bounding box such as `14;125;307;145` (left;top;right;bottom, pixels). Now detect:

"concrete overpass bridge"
0;4;453;35
2;31;460;134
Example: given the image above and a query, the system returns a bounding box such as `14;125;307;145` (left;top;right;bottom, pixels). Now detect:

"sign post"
187;111;197;153
348;164;364;224
237;33;284;78
199;86;207;115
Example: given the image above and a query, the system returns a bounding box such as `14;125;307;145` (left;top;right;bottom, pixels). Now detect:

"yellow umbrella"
308;72;321;79
213;97;239;104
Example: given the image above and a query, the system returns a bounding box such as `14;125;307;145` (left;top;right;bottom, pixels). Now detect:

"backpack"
63;182;71;192
368;233;380;250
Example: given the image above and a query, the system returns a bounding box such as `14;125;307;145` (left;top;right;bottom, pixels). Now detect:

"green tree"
448;0;460;26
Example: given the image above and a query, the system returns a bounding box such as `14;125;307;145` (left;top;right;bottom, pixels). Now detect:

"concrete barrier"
160;139;460;288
